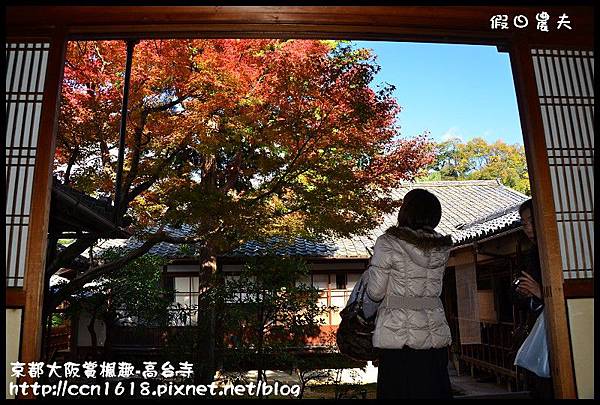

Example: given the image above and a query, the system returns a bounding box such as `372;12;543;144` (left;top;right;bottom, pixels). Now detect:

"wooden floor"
455;392;532;399
448;362;531;399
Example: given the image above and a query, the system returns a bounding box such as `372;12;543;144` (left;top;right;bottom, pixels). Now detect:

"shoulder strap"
357;278;368;309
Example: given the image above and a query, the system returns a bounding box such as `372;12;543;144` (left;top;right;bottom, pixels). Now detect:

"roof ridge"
456;202;523;230
496;183;531;199
399;179;502;187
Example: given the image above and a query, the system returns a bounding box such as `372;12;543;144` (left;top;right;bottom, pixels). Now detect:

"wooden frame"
563;279;594;299
4;31;67;398
5;6;593;399
5;6;593;47
509;42;581;398
21;32;66;366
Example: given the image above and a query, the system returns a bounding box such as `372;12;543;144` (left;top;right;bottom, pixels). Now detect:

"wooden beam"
563;279;593;299
447;247;475;267
5;6;593;47
5;5;591;399
508;42;577;399
6;288;26;307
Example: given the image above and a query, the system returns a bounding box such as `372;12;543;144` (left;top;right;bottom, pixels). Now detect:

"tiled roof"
451;203;524;245
392;180;529;246
231;179;529;257
92;180;529;260
53;179;114;217
86;224;197;259
51;178;131;238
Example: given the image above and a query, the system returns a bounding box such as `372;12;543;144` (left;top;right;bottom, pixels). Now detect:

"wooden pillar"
508;42;576;399
18;32;66;398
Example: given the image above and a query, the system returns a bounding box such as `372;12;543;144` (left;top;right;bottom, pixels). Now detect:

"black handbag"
336;278;378;361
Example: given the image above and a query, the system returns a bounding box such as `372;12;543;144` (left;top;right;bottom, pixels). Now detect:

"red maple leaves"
55;39;433;243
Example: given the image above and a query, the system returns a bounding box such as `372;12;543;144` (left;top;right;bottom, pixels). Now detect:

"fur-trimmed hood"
384;226;452;269
385;225;452;249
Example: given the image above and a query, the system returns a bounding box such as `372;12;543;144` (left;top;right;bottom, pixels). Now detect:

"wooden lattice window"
531;49;594;280
5;42;50;288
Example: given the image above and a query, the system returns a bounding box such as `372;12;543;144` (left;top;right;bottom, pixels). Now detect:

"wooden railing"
47;325;70;352
109;326;168;348
460;321;518;375
449;316;525;390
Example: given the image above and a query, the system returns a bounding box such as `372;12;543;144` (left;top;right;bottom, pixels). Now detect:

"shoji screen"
531;49;594;280
5;42;50;287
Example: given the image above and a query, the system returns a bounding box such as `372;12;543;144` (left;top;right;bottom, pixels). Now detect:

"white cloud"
440;126;463;142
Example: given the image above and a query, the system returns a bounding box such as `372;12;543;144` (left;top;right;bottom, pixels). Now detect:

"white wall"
6;309;22;399
567;298;594;399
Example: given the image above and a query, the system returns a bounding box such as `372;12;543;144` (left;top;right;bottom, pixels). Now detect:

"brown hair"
397;189;442;231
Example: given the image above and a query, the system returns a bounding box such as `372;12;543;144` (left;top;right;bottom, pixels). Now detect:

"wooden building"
5;6;594;399
84;180;531;384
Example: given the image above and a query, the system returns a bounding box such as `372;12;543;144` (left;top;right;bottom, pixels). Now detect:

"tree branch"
99;140;112;170
124;147;182;205
119;94;195;213
47;217;224;311
248;107;332;205
222;151;243;193
45;237;98;279
49;229;205;310
63;146;80;186
249;134;315;204
144;96;190;114
120;113;148;208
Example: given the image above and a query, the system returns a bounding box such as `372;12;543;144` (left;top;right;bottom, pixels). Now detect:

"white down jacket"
366;227;453;350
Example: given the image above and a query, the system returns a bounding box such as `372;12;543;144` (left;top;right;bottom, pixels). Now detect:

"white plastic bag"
514;311;551;378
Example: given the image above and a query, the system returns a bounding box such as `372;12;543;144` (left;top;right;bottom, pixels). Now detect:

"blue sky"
351;41;524;146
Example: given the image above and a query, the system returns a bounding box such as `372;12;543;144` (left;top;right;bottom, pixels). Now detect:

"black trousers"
523;369;554;399
376;346;452;399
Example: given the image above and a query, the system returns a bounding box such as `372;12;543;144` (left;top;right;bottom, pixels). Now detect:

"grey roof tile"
92;180;529;260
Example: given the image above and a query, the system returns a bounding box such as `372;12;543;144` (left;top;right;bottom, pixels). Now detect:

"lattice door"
5;42;50;287
531;49;594;280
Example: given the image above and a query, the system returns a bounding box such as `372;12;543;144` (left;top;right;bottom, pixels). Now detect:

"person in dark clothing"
376;346;452;399
514;199;554;399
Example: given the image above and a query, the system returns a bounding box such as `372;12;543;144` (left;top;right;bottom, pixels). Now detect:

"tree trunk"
87;312;98;352
194;255;218;390
103;314;116;360
256;331;265;385
298;376;306;400
255;298;266;399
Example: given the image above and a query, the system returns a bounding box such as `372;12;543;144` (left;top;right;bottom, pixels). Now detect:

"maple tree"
49;39;433;381
51;39;433;298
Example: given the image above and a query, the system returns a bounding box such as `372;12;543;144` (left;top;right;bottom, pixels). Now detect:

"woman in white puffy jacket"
366;188;453;399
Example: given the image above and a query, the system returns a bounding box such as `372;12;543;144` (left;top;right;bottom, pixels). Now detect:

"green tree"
423;137;530;195
49;39;434;385
49;39;434;309
64;249;172;356
219;254;330;392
